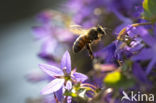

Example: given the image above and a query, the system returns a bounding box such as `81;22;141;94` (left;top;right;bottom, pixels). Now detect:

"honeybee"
70;25;106;59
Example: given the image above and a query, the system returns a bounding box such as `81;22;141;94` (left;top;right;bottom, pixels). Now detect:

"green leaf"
142;0;156;22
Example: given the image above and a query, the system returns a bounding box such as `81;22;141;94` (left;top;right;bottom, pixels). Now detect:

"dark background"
0;0;62;24
0;0;65;103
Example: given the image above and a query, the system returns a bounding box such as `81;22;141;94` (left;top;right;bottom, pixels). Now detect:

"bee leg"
86;44;94;59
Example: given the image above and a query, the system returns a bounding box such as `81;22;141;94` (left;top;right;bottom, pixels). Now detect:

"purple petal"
131;48;153;61
73;72;88;82
132;63;151;85
111;7;132;23
61;51;71;74
142;35;156;47
36;11;52;23
39;64;63;77
41;78;64;95
126;25;137;38
32;26;47;39
154;24;156;37
55;87;63;102
146;59;156;75
65;80;72;90
62;80;72;93
62;81;72;103
40;39;58;56
56;28;73;42
67;96;72;103
138;27;156;47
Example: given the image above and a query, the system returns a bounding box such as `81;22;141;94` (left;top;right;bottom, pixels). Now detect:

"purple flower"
115;23;152;62
39;51;88;96
33;11;74;61
132;25;156;75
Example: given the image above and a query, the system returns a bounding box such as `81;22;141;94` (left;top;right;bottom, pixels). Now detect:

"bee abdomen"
73;36;86;53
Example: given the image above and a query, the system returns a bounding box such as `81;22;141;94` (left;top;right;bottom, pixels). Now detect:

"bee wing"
69;25;89;35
